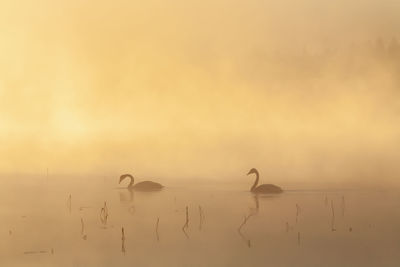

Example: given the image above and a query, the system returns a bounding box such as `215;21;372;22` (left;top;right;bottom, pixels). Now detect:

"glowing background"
1;0;400;185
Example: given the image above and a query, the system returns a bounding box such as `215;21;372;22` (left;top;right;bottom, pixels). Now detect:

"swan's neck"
251;171;259;191
128;176;134;188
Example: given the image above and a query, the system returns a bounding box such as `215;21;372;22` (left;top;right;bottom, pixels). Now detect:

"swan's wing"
254;184;283;193
133;181;163;191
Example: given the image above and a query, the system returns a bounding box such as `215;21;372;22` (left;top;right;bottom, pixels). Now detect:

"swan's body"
247;168;283;194
119;174;163;191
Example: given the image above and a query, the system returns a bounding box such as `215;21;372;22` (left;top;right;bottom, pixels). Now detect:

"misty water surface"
1;176;400;267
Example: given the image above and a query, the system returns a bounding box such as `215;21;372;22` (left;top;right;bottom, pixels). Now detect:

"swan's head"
119;174;134;184
247;168;259;176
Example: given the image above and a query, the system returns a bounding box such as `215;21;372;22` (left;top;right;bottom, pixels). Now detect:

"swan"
119;174;163;191
247;168;282;193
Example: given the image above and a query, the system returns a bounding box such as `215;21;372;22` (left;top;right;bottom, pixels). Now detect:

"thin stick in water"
104;202;108;216
121;227;126;254
296;204;300;223
182;206;189;239
81;218;87;240
238;213;253;248
100;202;109;226
198;205;205;231
24;251;47;255
155;217;160;241
331;200;336;231
298;232;301;246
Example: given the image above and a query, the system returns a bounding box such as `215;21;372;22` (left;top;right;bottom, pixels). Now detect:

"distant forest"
237;37;400;85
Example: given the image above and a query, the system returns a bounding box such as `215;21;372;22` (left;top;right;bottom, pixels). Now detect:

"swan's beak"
247;170;252;175
119;176;124;183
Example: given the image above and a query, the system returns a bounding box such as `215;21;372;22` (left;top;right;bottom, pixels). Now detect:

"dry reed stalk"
24;250;49;254
238;213;253;248
121;227;126;254
100;202;109;226
81;218;87;240
296;204;300;223
198;206;205;231
182;206;189;239
297;232;301;246
155;217;160;241
331;200;336;231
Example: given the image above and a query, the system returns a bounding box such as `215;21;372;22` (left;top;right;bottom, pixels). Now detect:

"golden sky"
1;0;400;184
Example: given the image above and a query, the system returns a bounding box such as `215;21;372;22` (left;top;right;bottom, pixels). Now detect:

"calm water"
1;176;400;267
